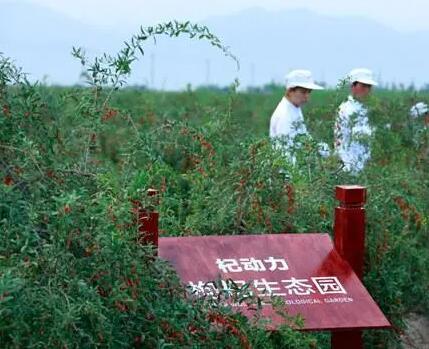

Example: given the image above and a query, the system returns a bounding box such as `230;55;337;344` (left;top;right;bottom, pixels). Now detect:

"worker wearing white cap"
270;70;327;161
334;68;378;173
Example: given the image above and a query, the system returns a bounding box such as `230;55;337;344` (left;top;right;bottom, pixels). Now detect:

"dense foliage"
1;22;428;348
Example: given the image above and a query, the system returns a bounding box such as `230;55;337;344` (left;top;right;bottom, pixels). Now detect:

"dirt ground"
401;313;429;349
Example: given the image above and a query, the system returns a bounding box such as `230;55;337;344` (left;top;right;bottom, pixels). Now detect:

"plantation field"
1;23;429;348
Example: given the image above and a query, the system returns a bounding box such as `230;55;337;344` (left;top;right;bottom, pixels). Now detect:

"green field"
1;26;429;347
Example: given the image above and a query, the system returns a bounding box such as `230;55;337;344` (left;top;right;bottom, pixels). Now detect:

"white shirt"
270;97;330;161
270;97;308;141
335;96;373;173
410;102;428;118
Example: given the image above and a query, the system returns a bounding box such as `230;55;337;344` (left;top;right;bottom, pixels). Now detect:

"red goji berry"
3;175;14;186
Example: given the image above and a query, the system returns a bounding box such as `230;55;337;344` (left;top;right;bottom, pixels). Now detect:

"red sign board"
159;233;391;331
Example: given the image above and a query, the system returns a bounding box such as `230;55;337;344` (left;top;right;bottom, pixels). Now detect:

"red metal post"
137;189;159;255
331;185;367;349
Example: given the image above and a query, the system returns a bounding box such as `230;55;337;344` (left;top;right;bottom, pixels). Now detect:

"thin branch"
0;144;44;177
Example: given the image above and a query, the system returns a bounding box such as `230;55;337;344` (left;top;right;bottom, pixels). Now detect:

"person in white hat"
334;68;378;173
269;70;327;161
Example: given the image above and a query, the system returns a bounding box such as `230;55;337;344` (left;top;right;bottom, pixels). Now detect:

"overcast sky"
2;0;429;88
7;0;429;32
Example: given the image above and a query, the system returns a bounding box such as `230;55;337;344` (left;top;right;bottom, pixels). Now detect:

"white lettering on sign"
281;278;316;296
323;297;354;303
187;281;217;298
254;278;286;297
187;280;249;298
216;257;289;273
285;298;323;305
187;277;348;300
219;279;246;297
264;256;289;271
215;259;243;273
239;258;266;272
312;277;347;295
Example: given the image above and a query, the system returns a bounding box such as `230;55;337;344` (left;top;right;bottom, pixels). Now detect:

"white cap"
410;102;429;118
348;68;378;86
285;70;324;90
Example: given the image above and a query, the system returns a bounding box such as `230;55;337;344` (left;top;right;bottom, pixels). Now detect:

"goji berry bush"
1;22;428;348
